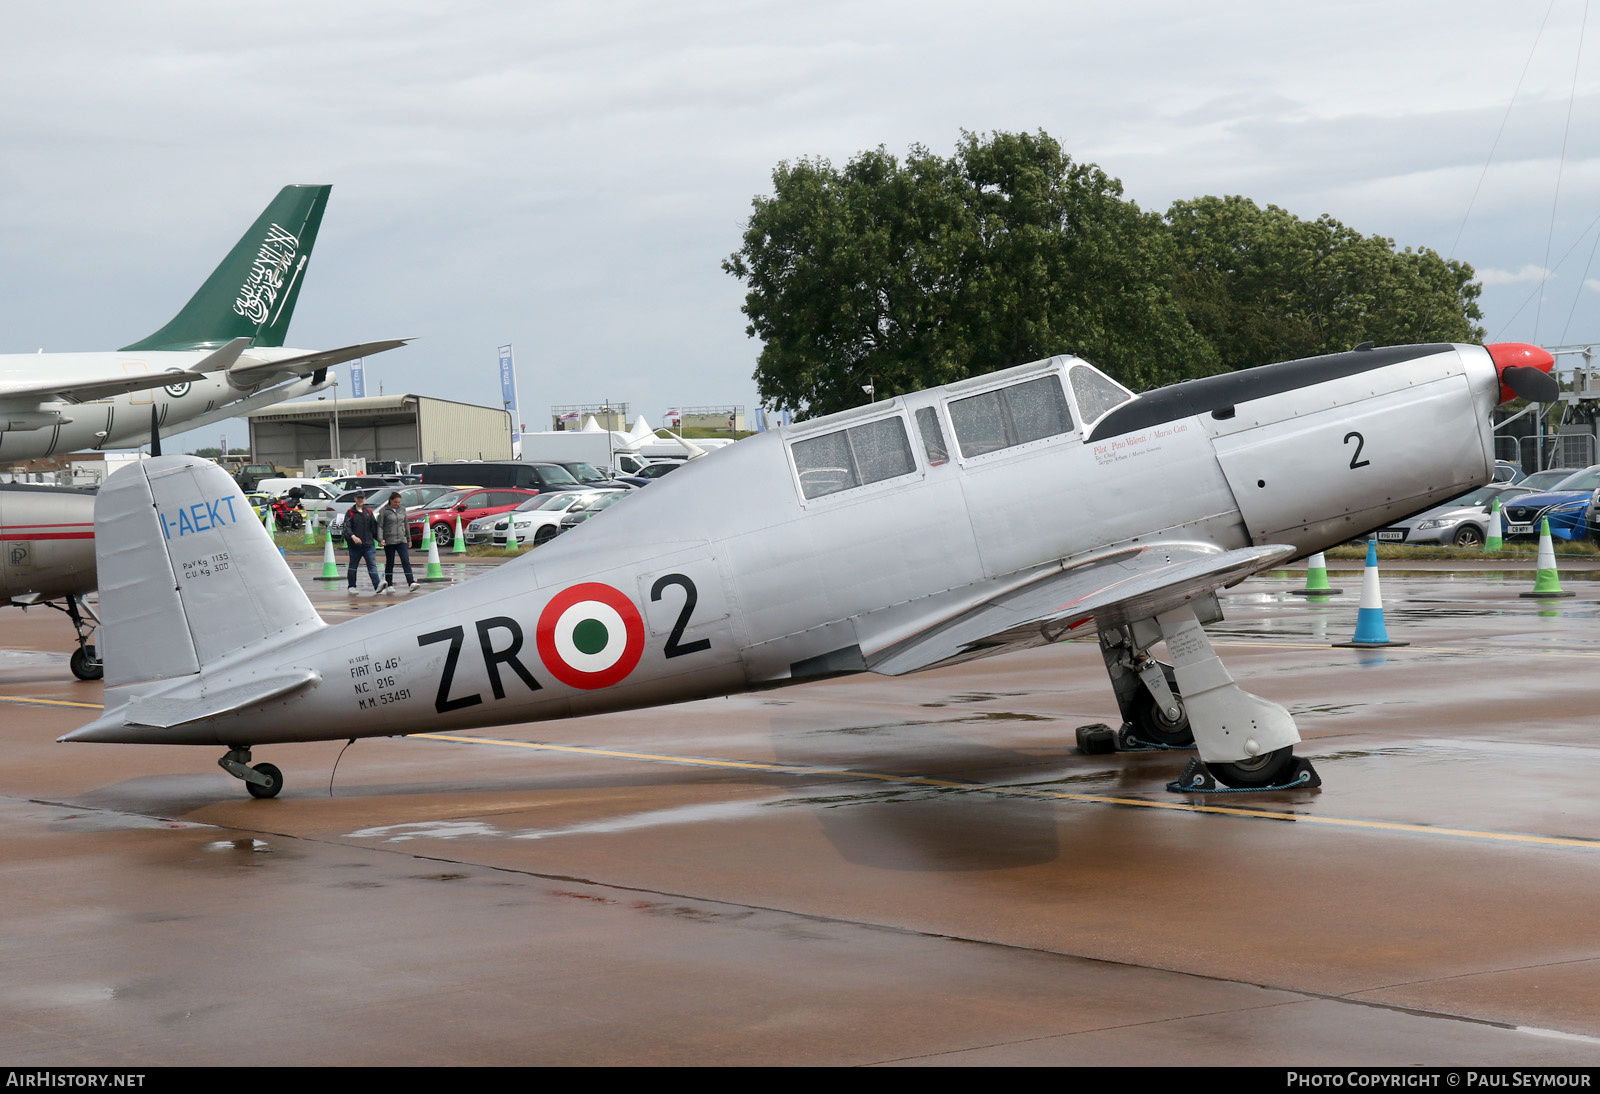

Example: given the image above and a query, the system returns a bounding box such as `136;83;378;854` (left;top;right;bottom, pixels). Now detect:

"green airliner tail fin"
120;184;331;352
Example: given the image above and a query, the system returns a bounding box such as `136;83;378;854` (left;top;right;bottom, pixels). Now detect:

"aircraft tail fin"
94;455;323;689
119;185;331;352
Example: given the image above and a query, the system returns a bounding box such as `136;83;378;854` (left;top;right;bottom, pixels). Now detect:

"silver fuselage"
84;343;1498;747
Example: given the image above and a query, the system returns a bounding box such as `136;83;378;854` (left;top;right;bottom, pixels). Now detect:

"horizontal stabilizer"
64;670;320;741
0;340;251;405
228;339;409;384
867;543;1296;676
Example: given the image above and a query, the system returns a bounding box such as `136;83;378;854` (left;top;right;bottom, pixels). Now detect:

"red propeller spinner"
1486;342;1558;404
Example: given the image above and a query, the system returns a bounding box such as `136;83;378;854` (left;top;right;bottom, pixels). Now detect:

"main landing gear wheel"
245;763;283;799
1205;746;1298;789
69;645;103;681
1131;689;1193;747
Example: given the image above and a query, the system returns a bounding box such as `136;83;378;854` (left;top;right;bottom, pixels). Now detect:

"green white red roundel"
536;582;646;689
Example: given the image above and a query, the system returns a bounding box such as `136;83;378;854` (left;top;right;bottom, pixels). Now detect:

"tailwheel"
245;763;283;799
219;748;284;799
1205;746;1298;789
69;644;103;681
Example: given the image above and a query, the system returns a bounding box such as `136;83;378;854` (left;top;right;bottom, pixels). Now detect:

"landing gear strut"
1098;600;1320;790
1100;619;1194;748
43;594;102;681
219;747;284;799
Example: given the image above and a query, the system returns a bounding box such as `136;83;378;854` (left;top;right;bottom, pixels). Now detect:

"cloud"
1478;265;1554;286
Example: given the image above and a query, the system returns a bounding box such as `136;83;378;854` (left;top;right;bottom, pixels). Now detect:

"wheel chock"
1166;755;1322;793
1075;723;1117;755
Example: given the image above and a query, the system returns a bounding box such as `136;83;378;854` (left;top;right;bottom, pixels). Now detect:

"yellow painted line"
0;694;105;710
415;733;1600;851
12;695;1599;850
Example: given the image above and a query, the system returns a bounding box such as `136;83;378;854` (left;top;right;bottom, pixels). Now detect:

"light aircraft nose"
1486;342;1559;404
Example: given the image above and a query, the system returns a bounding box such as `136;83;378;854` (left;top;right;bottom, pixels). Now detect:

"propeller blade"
1502;365;1560;403
149;405;161;457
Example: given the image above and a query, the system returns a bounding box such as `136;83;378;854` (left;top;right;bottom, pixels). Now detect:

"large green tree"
726;132;1487;416
724;131;1219;416
1165;195;1484;371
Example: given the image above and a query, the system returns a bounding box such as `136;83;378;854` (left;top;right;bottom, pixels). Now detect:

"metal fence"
1518;433;1596;472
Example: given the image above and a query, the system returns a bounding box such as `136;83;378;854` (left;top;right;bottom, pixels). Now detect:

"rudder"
119;184;331;352
96;456;323;688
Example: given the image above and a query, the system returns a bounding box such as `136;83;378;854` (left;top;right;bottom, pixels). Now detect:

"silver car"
1374;484;1533;547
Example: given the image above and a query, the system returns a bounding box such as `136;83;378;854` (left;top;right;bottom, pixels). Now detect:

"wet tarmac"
4;555;1600;1065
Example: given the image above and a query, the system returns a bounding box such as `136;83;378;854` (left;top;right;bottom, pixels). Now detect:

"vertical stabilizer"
119;185;331;352
96;456;323;687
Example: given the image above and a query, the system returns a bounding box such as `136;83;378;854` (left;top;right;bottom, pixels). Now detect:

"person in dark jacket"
344;496;383;594
377;491;416;592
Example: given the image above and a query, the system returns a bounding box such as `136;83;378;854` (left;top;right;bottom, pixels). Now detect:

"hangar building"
245;394;512;467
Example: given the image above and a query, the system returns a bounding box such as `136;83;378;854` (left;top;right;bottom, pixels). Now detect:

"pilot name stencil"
1092;422;1187;467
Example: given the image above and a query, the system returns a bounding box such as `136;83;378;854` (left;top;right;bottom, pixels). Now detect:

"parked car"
618;460;686;487
407;488;541;547
555;491;630;534
1502;465;1600;540
466;490;607;546
547;460;635;491
1515;468;1582;492
1374;484;1535;547
414;462;584;491
328;484;461;539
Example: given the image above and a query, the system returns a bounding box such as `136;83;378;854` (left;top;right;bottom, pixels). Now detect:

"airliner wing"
865;543;1297;676
227;339;410;384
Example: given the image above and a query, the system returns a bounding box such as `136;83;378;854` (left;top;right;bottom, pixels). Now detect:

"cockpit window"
1069;364;1134;424
915;407;948;466
791;416;916;500
948;374;1073;458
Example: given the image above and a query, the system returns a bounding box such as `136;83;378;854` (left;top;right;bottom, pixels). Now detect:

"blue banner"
349;357;366;399
498;344;519;448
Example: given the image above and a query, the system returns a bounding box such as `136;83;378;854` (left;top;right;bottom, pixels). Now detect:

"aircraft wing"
865;542;1297;676
227;339;410;384
0;338;250;404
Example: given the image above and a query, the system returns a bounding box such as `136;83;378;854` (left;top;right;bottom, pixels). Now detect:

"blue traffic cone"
1333;539;1409;648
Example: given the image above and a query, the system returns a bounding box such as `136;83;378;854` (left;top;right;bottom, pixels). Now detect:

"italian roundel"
536;582;646;689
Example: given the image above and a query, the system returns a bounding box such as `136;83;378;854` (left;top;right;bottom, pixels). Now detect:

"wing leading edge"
866;543;1297;676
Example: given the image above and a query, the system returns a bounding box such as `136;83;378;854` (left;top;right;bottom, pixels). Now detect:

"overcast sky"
1;0;1596;451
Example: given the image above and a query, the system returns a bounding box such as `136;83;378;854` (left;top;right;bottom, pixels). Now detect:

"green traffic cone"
1521;518;1575;598
505;519;520;553
1484;496;1503;551
452;516;466;555
1290;551;1342;596
421;531;448;581
316;534;341;581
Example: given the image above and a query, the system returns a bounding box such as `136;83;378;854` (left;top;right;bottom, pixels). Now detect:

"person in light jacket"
377;491;416;592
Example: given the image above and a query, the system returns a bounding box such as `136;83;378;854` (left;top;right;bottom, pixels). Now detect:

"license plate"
1377;530;1405;541
1507;523;1532;535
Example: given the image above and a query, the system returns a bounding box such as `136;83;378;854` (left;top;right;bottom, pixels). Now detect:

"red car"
407;488;541;547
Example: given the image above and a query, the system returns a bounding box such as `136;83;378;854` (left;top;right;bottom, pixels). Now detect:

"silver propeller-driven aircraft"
0;184;405;459
62;340;1557;797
